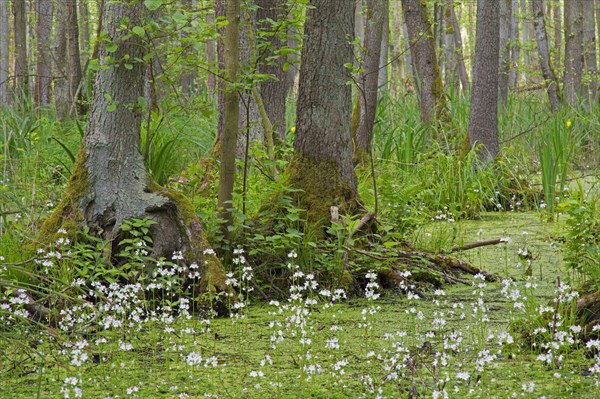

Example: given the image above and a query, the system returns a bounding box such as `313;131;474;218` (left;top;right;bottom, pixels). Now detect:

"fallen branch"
450;237;509;253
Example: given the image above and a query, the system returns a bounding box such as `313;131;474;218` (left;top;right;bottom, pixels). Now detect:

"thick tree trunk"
582;0;598;103
13;0;28;103
401;0;446;124
531;0;562;111
354;0;384;164
217;0;240;230
255;0;288;141
35;0;54;105
41;0;227;299
289;0;359;224
564;0;584;105
468;0;500;164
0;0;8;104
498;0;512;106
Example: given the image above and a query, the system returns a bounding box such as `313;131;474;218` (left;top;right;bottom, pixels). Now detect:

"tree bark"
401;0;446;124
217;0;240;230
390;0;406;96
34;0;54;105
531;0;562;111
468;0;500;164
0;0;8;104
564;0;584;105
289;0;359;224
54;0;69;119
41;0;227;298
66;0;83;115
582;0;598;103
509;0;520;89
13;0;28;103
354;0;384;164
449;2;469;92
443;0;457;92
552;1;561;74
255;0;288;141
378;1;390;96
498;0;512;106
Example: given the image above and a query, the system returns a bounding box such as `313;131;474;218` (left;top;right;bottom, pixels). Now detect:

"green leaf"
144;0;163;10
106;43;118;53
107;102;117;112
132;26;145;37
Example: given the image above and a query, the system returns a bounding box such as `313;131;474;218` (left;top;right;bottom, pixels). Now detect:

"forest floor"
2;212;599;398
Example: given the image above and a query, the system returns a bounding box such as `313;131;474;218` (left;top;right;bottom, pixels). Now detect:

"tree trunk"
443;0;458;91
552;1;561;75
66;0;83;115
0;0;8;104
498;0;512;106
354;0;384;164
401;0;446;124
468;0;500;164
509;0;520;89
449;2;469;92
520;0;532;83
378;1;390;96
289;0;359;224
41;0;227;299
34;0;54;105
391;0;406;96
531;0;562;111
217;0;240;230
79;0;91;64
564;0;584;105
54;0;69;119
582;0;598;103
13;0;28;103
255;0;288;141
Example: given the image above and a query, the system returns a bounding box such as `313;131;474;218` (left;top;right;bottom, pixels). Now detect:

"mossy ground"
2;212;598;398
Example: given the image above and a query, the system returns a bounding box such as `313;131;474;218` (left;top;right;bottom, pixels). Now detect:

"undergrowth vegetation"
2;92;600;397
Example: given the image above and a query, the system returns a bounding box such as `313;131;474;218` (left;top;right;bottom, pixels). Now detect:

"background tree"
288;0;359;223
0;0;9;104
35;0;54;105
468;0;500;163
354;0;384;164
42;0;227;295
531;0;562;111
254;0;288;141
217;0;241;232
13;0;28;104
498;0;512;106
401;0;446;124
563;0;584;105
582;0;598;104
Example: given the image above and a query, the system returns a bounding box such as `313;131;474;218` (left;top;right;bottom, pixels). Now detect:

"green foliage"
560;192;600;290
